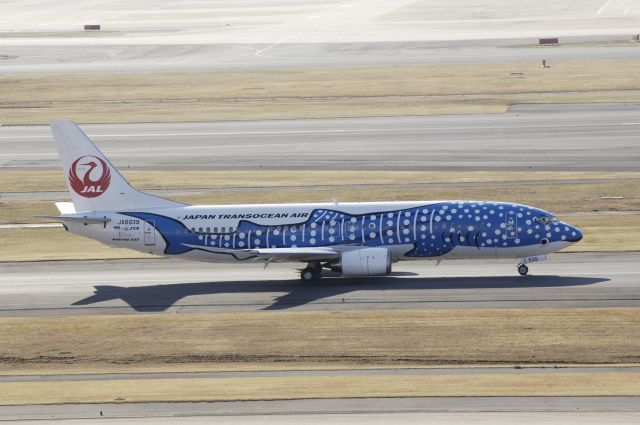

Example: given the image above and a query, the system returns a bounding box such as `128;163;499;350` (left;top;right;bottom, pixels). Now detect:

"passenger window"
221;227;226;233
213;227;218;233
206;227;211;233
198;227;203;233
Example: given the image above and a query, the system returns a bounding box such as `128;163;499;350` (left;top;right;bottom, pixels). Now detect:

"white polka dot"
224;235;230;241
238;241;245;247
310;223;317;229
404;219;410;225
370;215;376;220
369;232;376;238
468;226;474;231
225;243;229;247
291;235;297;241
388;213;394;218
329;236;335;242
405;212;411;217
420;225;427;231
310;238;316;244
239;233;246;238
446;215;452;220
435;216;441;222
198;235;203;240
495;230;501;235
349;234;356;240
403;229;410;235
254;239;260;245
515;238;521;244
256;230;262;236
387;230;394;236
310;230;317;237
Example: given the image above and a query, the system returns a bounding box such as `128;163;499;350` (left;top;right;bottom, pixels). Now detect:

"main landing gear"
517;263;529;276
300;262;323;282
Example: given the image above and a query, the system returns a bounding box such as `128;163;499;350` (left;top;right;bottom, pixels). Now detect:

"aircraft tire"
517;264;529;276
301;267;319;282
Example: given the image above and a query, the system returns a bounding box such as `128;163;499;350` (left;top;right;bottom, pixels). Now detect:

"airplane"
39;120;583;282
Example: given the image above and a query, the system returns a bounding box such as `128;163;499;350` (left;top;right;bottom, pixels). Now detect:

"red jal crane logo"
69;156;111;198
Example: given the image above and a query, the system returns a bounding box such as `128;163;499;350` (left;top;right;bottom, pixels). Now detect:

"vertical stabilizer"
50;120;185;212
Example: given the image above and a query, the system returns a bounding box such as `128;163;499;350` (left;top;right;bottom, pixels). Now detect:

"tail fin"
50;120;185;212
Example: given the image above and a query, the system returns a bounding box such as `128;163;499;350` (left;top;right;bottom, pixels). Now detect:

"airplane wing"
242;247;341;263
182;244;341;263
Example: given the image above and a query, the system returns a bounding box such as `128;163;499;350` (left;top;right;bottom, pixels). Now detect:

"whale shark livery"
41;120;583;281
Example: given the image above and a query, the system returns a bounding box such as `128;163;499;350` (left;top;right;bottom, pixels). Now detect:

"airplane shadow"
72;274;609;312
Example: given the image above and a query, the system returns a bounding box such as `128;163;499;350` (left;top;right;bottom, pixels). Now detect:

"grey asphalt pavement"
0;252;638;316
2;397;640;423
1;103;639;172
2;38;640;74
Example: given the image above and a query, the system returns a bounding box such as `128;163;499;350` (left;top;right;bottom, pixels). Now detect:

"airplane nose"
568;225;583;243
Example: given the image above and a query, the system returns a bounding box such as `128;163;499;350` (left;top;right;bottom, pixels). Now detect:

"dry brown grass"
2;372;639;405
2;309;639;371
1;59;640;124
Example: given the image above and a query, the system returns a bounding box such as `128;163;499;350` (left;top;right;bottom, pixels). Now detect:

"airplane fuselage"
66;200;581;264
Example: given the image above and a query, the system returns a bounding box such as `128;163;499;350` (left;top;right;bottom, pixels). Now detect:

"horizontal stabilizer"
33;215;111;224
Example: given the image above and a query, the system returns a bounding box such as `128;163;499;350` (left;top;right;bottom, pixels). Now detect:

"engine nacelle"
336;247;392;276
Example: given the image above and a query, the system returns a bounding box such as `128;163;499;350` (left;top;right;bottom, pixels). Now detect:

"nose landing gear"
517;263;529;276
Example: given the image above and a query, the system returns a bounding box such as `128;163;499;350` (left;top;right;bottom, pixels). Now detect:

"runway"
1;103;640;172
2;38;640;74
2;397;640;423
1;252;638;316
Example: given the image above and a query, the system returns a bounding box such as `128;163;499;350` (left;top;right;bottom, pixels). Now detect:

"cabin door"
504;211;518;239
143;220;156;246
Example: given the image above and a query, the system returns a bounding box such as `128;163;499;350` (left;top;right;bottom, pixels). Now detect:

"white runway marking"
597;0;614;15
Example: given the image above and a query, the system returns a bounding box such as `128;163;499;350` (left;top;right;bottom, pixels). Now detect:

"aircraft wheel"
301;267;319;283
517;264;529;276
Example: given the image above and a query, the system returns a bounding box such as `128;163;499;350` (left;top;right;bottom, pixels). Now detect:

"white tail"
50;120;185;212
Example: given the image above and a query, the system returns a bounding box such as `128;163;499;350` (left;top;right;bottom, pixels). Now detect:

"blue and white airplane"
41;120;583;281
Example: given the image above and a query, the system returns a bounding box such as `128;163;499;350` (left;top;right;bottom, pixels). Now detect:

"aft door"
143;220;156;246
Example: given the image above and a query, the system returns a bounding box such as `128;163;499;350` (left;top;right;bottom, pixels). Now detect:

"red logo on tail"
69;156;111;198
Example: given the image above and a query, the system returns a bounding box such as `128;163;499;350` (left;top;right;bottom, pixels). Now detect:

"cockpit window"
534;216;558;225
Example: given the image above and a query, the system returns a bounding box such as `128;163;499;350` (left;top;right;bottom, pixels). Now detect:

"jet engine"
332;247;392;276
